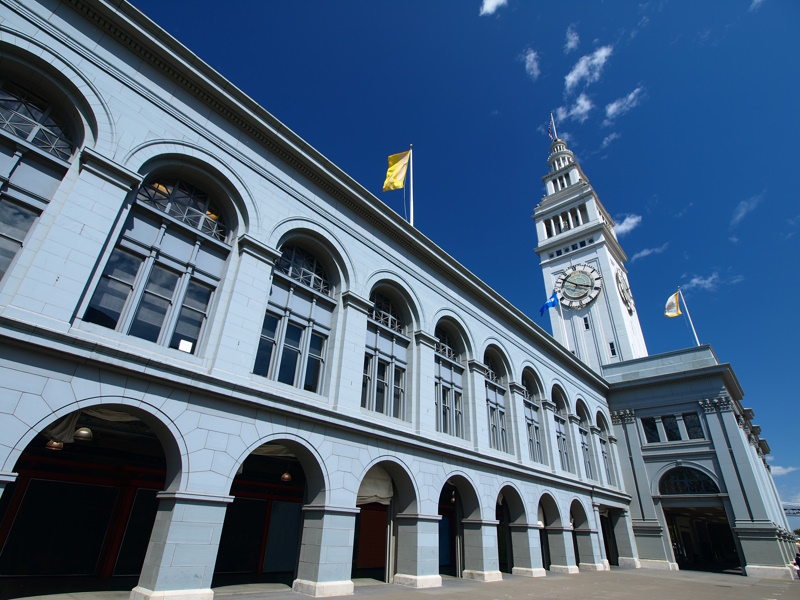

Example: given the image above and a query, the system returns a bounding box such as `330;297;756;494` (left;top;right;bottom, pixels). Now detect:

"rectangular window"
454;392;463;438
169;279;213;353
128;265;180;343
583;316;590;330
609;342;617;357
254;314;280;377
361;356;372;409
641;417;660;443
601;440;612;484
392;367;404;419
277;323;303;385
374;360;388;414
439;384;450;434
662;415;682;441
0;197;38;280
683;412;705;439
303;332;325;393
84;248;143;329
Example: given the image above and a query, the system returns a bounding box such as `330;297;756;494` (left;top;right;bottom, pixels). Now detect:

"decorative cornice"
699;397;733;414
541;399;557;412
509;382;527;396
589;425;602;435
80;147;142;190
568;414;581;426
467;360;488;376
341;291;372;313
717;396;733;412
413;330;438;349
611;409;635;424
237;234;281;264
699;399;717;414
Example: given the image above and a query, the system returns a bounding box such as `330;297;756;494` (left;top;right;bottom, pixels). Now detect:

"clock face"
616;269;635;314
555;265;602;309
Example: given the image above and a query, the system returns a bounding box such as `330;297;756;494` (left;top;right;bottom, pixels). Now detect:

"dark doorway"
0;410;166;599
664;506;741;573
352;503;389;581
600;513;619;566
438;484;463;577
496;497;513;573
212;447;305;587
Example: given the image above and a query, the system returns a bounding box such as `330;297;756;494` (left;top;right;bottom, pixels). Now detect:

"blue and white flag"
540;291;559;317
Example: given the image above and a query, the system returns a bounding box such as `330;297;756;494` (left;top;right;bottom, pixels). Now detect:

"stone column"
0;471;17;502
547;526;579;574
509;382;529;461
592;504;610;570
567;415;583;479
541;400;558;472
461;518;502;582
612;509;641;569
331;293;371;414
132;491;233;600
413;332;437;436
466;361;489;452
509;523;546;577
575;525;604;571
293;505;359;597
393;513;442;588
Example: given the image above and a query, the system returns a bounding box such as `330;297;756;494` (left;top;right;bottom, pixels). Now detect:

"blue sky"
128;0;800;524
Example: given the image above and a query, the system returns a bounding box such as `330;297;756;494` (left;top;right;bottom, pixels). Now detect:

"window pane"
84;249;143;329
277;324;303;385
662;415;681;441
0;199;38;241
683;413;704;439
392;367;404;418
375;361;388;414
129;266;179;343
440;386;449;434
454;392;463;438
641;417;660;443
361;355;372;409
253;314;279;377
0;236;19;280
169;280;212;353
303;333;325;393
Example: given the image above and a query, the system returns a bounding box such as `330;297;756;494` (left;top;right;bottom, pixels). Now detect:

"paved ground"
14;569;800;600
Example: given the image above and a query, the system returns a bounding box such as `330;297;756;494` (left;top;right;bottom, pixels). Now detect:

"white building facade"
0;2;793;600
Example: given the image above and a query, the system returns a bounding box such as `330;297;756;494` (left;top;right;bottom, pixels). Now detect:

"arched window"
0;78;80;283
434;325;465;438
659;467;719;495
522;369;544;464
0;80;73;160
552;387;572;472
576;401;594;480
253;243;333;394
361;289;409;419
485;350;509;453
83;175;230;354
136;179;227;241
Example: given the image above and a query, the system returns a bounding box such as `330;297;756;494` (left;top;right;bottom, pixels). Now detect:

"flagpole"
551;112;558;140
409;144;414;227
678;287;700;346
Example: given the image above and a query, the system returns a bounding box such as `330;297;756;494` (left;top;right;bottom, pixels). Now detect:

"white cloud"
555;92;593;124
479;0;508;16
565;24;580;53
728;235;739;244
730;192;764;227
601;132;620;149
615;214;642;236
771;465;798;477
749;0;765;12
604;86;645;124
632;242;668;262
630;15;650;39
682;272;720;292
673;202;693;218
564;45;613;94
522;48;540;80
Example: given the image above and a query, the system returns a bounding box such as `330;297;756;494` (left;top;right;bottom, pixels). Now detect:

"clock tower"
534;137;647;373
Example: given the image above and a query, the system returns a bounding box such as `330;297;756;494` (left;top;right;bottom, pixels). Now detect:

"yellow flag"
382;150;410;192
664;291;681;318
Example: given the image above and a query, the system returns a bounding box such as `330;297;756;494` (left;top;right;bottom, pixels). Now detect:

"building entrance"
664;506;740;573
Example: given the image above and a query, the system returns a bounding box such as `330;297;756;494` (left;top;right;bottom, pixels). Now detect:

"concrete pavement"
14;568;800;600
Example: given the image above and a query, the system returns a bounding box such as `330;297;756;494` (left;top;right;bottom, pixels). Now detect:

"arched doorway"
0;406;176;599
438;476;480;578
496;486;526;574
351;462;417;583
537;494;565;571
213;440;324;587
570;500;598;569
659;466;741;573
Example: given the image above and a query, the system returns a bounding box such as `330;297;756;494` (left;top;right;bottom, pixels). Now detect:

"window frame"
434;328;465;439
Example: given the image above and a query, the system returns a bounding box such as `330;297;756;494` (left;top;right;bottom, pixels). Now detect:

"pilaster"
393;513;442;588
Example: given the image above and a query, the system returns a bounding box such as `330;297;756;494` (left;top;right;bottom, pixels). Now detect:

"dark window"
642;417;660;443
434;327;464;438
662;415;682;441
0;198;39;281
660;467;719;495
683;412;704;439
0;80;73;159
